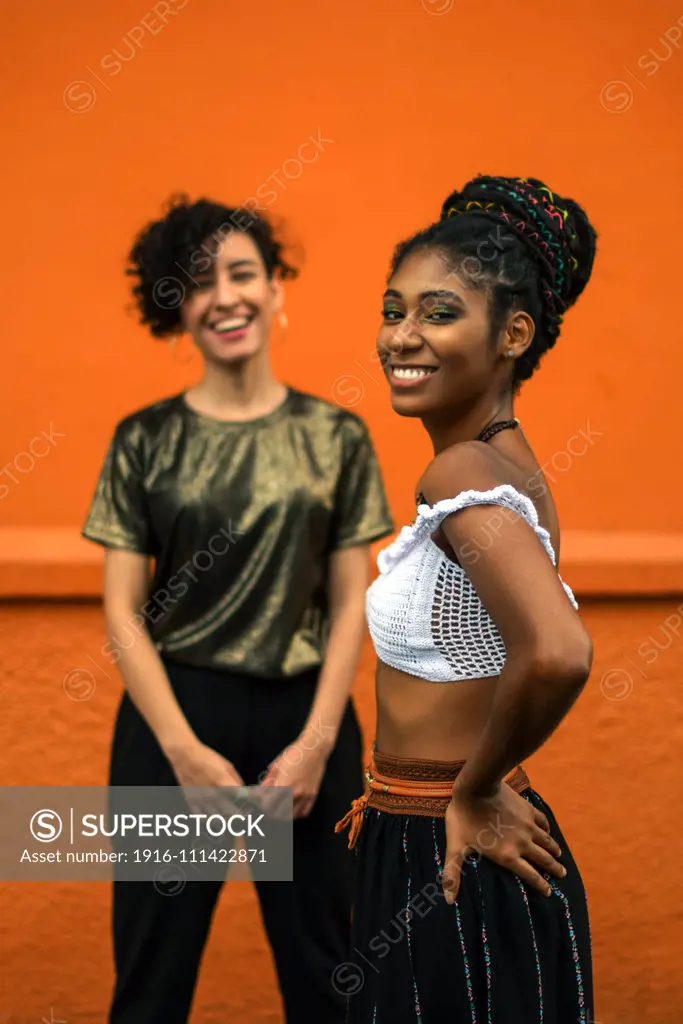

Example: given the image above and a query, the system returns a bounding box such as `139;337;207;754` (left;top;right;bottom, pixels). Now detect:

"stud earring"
505;350;515;358
278;312;288;330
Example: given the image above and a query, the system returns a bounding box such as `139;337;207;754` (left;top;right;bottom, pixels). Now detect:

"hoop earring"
169;334;195;365
278;311;288;331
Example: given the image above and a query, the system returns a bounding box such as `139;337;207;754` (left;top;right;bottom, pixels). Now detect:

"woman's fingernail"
560;866;567;877
545;887;552;897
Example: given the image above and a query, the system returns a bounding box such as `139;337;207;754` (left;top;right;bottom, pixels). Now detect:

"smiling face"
377;247;523;420
180;231;283;366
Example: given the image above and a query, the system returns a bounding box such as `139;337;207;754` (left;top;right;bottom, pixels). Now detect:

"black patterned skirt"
340;751;594;1023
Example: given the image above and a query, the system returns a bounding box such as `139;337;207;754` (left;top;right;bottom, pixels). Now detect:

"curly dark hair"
390;175;597;385
126;194;299;338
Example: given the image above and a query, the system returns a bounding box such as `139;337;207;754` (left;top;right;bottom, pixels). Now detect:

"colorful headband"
445;180;577;298
444;180;578;332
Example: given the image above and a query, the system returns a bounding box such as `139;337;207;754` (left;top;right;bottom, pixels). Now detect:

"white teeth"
213;318;249;332
392;367;434;379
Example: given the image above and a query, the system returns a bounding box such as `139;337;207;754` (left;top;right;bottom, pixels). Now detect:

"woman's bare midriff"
373;450;560;763
375;660;499;762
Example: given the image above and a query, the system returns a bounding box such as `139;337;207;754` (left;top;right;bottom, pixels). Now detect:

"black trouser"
108;659;363;1024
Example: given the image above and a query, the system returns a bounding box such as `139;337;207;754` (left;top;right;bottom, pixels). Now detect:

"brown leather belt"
335;749;530;850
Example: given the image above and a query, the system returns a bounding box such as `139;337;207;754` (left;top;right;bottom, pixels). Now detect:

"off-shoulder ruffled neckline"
377;484;558;575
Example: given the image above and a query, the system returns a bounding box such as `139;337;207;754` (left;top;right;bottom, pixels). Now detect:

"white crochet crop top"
366;485;578;683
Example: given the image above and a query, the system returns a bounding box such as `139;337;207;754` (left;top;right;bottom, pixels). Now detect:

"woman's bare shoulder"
419;442;508;504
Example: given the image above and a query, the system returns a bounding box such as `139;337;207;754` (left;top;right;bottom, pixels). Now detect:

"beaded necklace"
476;417;520;443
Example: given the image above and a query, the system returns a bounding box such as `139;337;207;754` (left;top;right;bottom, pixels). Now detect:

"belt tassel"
334;793;369;850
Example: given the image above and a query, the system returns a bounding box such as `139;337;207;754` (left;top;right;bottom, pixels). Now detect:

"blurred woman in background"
83;196;394;1023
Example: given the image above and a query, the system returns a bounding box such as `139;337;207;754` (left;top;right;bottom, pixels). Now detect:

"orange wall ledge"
1;528;682;598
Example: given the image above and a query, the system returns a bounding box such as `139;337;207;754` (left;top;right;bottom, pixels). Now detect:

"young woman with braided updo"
337;177;597;1022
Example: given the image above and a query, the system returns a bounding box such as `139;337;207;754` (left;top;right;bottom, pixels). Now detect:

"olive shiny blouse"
82;387;394;678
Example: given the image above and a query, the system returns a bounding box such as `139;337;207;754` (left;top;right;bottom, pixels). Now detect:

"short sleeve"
329;416;394;550
81;427;153;555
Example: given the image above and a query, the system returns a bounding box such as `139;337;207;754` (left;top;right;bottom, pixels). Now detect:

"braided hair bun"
440;176;596;313
389;175;597;385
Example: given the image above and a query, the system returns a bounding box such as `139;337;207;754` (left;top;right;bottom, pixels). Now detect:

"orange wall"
1;599;683;1022
1;0;683;536
2;3;683;1023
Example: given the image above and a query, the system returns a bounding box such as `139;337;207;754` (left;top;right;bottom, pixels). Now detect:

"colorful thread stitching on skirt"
342;750;592;1022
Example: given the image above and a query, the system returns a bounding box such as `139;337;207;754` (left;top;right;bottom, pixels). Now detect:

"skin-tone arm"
103;549;244;787
260;544;369;817
420;446;593;901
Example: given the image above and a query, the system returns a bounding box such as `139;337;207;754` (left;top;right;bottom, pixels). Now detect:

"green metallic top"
82;387;394;678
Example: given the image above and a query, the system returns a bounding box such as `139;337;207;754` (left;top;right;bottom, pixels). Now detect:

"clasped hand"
259;736;328;819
